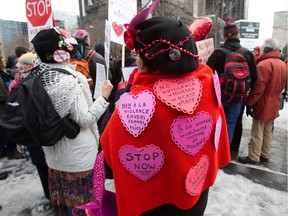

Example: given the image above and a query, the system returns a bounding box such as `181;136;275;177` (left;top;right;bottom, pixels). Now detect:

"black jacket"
0;75;8;116
206;38;257;88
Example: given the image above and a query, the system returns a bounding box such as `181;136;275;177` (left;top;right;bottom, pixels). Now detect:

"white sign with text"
108;0;137;45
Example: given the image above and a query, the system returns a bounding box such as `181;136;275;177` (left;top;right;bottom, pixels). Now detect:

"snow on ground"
0;103;287;216
0;158;286;216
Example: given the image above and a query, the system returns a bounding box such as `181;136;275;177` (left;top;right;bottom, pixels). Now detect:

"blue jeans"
222;102;242;145
230;103;246;150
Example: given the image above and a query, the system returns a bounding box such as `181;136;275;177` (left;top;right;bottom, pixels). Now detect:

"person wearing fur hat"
100;15;230;215
8;52;38;163
206;17;257;156
9;52;37;92
30;27;113;215
8;52;54;215
238;38;287;165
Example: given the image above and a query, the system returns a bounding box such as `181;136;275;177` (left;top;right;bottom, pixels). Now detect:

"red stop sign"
26;0;52;27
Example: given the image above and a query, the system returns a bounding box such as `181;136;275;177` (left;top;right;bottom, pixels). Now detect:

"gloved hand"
246;105;253;117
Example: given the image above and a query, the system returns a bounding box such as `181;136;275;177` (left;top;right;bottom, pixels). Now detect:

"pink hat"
73;29;89;41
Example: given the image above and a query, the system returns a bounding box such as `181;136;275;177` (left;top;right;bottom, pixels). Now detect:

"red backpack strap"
85;50;96;63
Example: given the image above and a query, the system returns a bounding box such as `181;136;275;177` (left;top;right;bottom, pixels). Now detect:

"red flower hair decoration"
123;25;136;50
123;0;160;50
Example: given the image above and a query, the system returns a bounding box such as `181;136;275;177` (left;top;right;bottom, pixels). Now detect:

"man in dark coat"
206;17;257;158
0;57;23;160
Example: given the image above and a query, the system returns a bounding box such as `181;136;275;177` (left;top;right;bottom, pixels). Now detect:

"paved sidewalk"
223;102;287;192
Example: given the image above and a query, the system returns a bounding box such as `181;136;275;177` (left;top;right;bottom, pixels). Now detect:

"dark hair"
95;43;104;57
263;47;273;53
15;46;29;58
6;55;17;69
134;17;199;74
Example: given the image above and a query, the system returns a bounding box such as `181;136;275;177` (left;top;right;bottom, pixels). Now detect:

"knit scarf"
39;63;98;159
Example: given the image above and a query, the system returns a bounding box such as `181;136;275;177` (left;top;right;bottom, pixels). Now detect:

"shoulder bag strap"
85;50;96;63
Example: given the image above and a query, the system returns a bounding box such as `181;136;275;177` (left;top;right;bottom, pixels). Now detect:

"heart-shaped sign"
118;145;165;181
171;111;212;156
112;22;124;37
118;90;155;137
185;155;209;196
154;76;202;114
189;17;213;42
214;115;222;152
213;71;222;107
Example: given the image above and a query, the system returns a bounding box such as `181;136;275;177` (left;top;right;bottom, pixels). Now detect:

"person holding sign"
30;27;113;215
72;29;107;96
100;10;230;216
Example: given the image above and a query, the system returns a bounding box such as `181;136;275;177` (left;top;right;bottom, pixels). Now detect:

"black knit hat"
133;17;199;74
30;28;78;63
223;17;239;38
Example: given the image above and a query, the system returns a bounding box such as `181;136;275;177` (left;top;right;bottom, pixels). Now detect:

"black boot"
0;172;8;180
238;156;259;165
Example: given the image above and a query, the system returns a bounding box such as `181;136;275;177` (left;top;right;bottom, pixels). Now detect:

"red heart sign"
112;22;124;37
117;90;156;137
154;76;202;114
170;111;213;156
118;144;165;181
185;155;209;196
189;17;213;42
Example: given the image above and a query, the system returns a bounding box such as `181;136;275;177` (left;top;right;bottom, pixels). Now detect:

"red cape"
101;63;230;216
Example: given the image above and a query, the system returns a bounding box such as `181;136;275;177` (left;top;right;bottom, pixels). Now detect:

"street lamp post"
78;0;83;28
78;0;93;29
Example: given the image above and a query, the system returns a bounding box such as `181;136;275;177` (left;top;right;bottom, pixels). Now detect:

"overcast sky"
0;0;287;45
247;0;288;44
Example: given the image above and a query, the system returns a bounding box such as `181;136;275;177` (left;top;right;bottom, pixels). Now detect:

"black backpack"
0;67;80;147
218;47;251;103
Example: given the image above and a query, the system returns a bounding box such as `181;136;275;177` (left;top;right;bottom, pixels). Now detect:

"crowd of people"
0;8;287;216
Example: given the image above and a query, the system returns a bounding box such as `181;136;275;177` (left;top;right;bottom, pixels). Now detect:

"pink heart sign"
213;71;222;107
170;111;213;156
118;145;165;181
185;155;209;196
112;22;124;37
154;76;202;114
118;90;156;137
214;116;222;152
